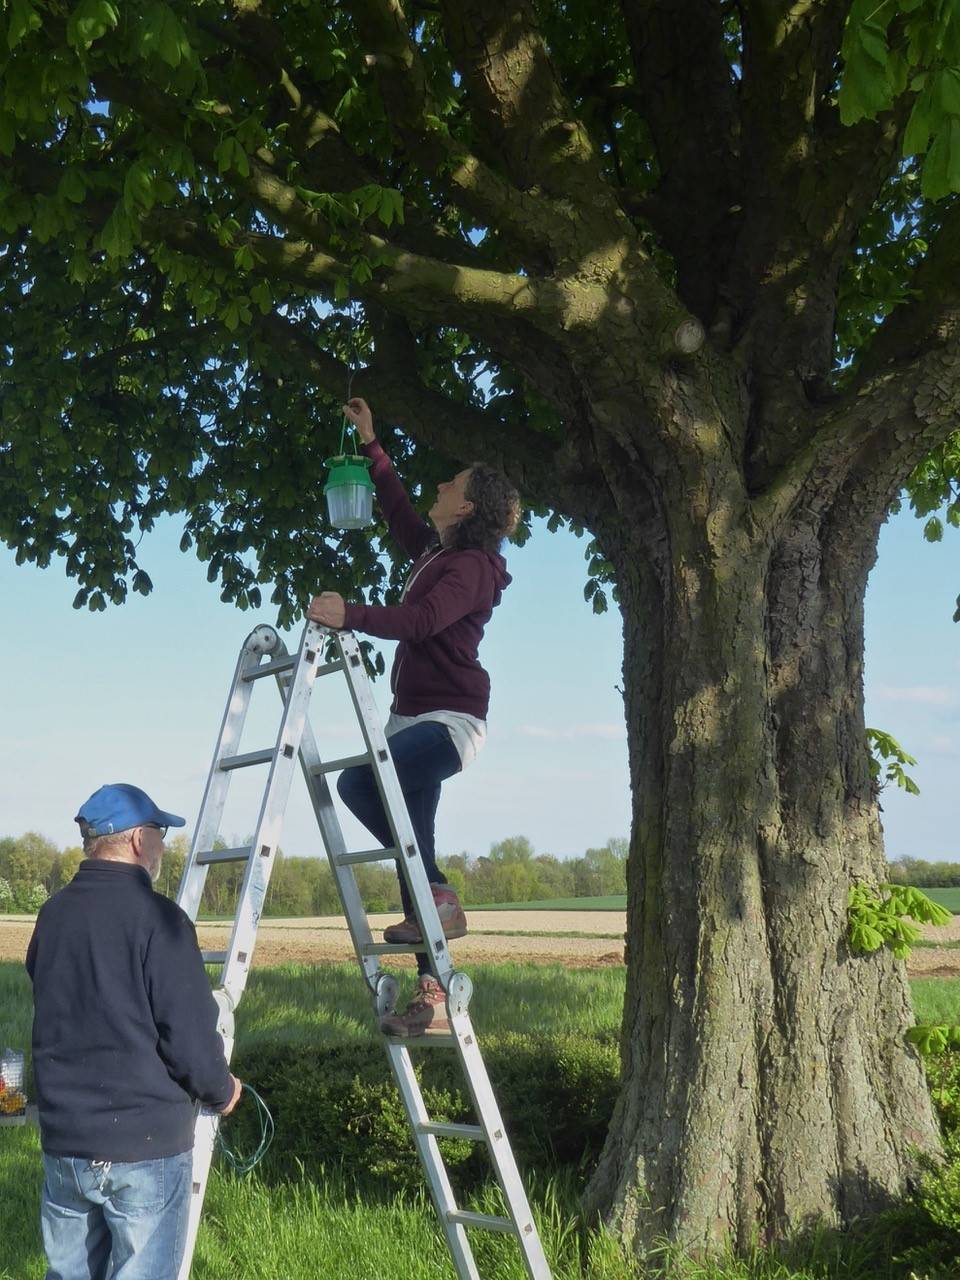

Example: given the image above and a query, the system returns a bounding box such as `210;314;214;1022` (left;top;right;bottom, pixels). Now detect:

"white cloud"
874;685;958;708
519;722;626;741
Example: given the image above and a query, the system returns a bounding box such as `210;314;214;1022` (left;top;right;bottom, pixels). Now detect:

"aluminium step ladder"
175;620;552;1280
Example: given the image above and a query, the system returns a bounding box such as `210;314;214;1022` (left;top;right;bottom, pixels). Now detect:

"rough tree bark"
580;420;945;1250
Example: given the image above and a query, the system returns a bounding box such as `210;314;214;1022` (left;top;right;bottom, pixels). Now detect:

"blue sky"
0;501;956;863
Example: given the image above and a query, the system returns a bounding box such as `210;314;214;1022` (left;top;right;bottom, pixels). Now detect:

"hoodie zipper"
392;548;445;705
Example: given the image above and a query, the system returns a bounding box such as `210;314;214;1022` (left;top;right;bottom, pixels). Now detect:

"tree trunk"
583;473;942;1252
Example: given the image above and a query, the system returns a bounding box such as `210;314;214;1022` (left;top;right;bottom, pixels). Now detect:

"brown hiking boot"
382;885;468;944
381;975;449;1037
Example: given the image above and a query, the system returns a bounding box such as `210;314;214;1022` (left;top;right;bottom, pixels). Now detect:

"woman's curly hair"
445;463;521;555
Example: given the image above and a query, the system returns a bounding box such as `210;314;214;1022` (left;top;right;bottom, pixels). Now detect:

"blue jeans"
338;721;461;972
40;1150;193;1280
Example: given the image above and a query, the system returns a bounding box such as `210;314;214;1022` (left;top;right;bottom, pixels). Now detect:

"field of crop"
5;905;960;975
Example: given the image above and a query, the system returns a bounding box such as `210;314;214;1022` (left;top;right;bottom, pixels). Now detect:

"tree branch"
438;0;616;214
753;337;960;534
145;210;604;342
618;0;740;321
253;310;569;505
725;2;908;485
193;9;494;272
346;0;575;262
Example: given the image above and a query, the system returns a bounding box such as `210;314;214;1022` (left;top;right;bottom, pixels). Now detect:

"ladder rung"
195;846;251;866
384;1032;455;1047
201;951;227;965
219;748;275;771
363;942;428;955
313;752;371;774
335;847;398;867
446;1210;517;1235
243;656;297;681
418;1121;484;1141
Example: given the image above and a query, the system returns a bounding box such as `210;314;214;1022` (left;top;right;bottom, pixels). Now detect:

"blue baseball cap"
75;784;186;837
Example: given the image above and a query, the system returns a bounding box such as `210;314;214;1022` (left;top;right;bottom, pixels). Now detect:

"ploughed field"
3;908;960;974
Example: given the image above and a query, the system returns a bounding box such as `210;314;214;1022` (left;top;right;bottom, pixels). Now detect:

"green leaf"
137;2;192;69
939;67;960;115
66;0;118;50
123;163;154;215
7;0;41;50
903;95;932;157
214;137;249;178
98;205;135;259
921;117;960;199
250;280;272;315
58;168;87;204
839;27;895;125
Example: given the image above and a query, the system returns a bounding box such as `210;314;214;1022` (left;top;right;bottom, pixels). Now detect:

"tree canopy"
2;0;959;622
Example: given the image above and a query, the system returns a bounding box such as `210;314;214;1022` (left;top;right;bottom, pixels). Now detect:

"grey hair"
78;821;134;859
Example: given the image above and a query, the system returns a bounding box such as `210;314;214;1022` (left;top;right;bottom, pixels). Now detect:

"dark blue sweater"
26;859;233;1160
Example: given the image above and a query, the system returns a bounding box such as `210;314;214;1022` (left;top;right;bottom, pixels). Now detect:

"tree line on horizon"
0;831;631;916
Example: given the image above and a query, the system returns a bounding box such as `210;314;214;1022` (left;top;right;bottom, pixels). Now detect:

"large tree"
3;0;960;1255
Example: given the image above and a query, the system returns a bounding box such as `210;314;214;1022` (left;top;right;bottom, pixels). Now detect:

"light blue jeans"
40;1150;193;1280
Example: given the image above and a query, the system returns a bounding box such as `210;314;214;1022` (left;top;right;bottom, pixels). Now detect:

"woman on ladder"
307;396;520;1037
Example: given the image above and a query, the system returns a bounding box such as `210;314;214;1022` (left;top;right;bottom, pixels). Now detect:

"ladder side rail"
177;995;235;1280
217;626;322;1009
177;641;266;921
330;628;552;1274
448;1009;552;1280
332;630;456;988
292;704;385;993
180;627;318;1280
385;1042;482;1280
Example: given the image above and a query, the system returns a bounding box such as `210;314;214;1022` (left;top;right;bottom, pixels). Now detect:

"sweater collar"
75;858;153;889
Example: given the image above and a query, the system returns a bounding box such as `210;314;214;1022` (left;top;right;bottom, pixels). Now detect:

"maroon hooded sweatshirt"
341;439;511;720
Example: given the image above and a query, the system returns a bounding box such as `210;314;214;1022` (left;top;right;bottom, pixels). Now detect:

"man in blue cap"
26;783;241;1280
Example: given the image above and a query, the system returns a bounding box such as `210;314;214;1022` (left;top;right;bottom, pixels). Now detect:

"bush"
226;1030;619;1193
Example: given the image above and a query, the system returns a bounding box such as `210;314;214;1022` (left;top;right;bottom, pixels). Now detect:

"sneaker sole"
382;925;469;944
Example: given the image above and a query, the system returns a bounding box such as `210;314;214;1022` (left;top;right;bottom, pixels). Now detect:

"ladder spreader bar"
336;847;399;867
195;846;251;866
418;1121;485;1141
219;748;275;771
201;951;227;965
315;659;346;676
313;752;372;775
447;1210;518;1235
242;656;297;682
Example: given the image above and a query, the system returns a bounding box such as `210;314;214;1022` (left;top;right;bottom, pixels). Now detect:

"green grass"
911;977;960;1025
3;964;959;1280
469;895;627;911
233;962;626;1052
923;887;960;914
2;1119;953;1280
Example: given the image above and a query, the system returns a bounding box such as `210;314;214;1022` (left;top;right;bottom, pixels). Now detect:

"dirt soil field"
2;910;958;975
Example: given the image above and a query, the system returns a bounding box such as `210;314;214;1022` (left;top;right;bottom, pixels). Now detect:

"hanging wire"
215;1084;275;1177
337;297;363;456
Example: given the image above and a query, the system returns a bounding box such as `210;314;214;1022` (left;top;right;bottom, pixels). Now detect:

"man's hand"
343;397;375;444
220;1074;242;1116
308;592;347;628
